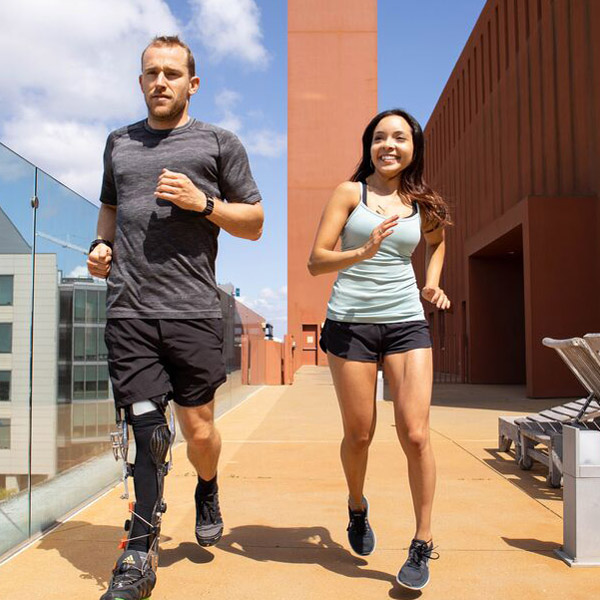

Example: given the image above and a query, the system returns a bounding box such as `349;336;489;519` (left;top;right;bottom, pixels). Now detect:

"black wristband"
88;238;113;254
201;196;214;216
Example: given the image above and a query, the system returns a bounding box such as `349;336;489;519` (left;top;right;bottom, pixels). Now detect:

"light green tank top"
326;182;425;323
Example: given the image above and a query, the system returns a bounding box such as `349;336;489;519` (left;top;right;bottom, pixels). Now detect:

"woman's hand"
360;215;399;260
421;286;451;310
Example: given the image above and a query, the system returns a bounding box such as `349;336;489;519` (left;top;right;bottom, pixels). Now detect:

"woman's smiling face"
370;115;414;177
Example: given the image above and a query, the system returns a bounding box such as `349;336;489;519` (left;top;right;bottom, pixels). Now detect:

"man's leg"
174;399;220;480
174;399;224;546
102;397;173;600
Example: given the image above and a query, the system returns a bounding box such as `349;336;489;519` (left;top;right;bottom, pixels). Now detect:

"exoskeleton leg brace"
110;396;176;561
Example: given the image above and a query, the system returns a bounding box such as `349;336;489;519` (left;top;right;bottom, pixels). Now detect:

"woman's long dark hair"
350;108;452;229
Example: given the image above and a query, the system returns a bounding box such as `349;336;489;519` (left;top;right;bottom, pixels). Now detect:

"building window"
85;327;98;361
73;365;85;400
86;291;99;323
98;365;109;399
0;371;10;402
0;276;14;306
73;327;85;361
0;323;12;353
85;365;98;399
74;289;86;323
0;419;10;449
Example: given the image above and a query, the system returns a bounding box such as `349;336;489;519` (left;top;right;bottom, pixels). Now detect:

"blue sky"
0;0;485;337
379;0;485;126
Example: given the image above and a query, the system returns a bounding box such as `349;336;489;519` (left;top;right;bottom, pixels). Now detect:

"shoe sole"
195;530;223;547
395;572;430;590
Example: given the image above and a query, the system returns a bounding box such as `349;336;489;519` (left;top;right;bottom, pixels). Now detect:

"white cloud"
238;286;287;334
214;89;286;158
215;89;242;109
215;90;243;134
68;265;90;278
244;129;287;158
0;0;179;199
188;0;268;67
2;109;109;201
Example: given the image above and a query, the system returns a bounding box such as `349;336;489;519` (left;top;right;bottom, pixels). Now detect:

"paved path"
1;367;599;599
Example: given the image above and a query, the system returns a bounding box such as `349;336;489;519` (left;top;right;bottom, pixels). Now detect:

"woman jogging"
308;108;451;590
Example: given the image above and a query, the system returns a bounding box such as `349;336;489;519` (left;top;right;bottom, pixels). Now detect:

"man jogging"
87;35;263;600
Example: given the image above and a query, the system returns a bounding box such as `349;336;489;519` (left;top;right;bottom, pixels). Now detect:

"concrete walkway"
1;367;599;599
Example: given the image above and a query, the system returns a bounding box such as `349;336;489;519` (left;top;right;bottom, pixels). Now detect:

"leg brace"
110;396;176;559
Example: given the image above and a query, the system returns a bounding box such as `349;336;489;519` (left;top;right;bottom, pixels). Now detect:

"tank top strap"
360;181;368;206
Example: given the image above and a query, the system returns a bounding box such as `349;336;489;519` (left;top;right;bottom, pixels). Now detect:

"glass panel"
98;327;108;360
85;290;99;323
85;365;97;399
72;404;84;439
73;327;85;360
97;365;109;399
0;371;10;401
0;275;13;306
73;366;85;400
30;169;120;542
0;323;12;353
85;327;98;361
98;289;106;322
0;143;34;557
73;289;85;323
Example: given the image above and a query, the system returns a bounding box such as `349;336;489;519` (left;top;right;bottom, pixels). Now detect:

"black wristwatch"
200;196;214;216
88;238;113;254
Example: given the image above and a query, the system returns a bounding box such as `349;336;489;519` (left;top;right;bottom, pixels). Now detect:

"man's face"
139;45;199;122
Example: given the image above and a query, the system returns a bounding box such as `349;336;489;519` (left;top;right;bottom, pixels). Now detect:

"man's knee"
184;420;217;450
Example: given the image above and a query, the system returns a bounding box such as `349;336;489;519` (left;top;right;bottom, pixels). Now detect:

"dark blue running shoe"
195;485;224;547
396;539;438;590
100;550;157;600
347;497;376;556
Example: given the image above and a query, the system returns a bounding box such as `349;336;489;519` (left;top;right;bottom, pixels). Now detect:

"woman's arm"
421;225;451;310
308;182;398;276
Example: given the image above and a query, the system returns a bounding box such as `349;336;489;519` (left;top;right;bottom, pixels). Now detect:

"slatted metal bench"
498;336;600;488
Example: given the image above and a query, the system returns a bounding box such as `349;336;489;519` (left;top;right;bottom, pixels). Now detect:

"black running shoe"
100;550;157;600
195;485;224;547
347;497;376;556
396;539;439;590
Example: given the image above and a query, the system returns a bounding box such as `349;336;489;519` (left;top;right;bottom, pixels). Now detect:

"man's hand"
87;243;112;279
155;168;207;212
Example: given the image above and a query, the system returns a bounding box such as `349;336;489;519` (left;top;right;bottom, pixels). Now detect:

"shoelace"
112;564;145;588
348;510;368;534
407;541;439;568
198;493;221;523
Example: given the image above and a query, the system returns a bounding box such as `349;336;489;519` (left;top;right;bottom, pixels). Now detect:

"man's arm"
87;204;116;279
154;169;263;240
206;198;263;240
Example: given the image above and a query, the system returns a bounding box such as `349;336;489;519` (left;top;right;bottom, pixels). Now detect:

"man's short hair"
142;35;196;77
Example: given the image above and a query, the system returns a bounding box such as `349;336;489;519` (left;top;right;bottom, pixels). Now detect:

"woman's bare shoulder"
331;181;361;207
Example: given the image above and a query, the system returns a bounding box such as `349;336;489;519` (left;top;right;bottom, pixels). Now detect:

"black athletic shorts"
104;318;227;410
319;318;432;362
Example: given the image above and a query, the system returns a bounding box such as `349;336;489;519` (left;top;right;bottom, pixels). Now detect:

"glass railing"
0;142;265;560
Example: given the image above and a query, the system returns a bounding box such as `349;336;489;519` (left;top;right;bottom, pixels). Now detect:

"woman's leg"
327;352;379;509
383;348;435;541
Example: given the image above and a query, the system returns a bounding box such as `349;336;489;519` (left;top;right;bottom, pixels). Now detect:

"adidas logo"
122;554;136;565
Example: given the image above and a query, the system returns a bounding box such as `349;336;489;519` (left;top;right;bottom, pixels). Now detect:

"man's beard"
146;95;187;122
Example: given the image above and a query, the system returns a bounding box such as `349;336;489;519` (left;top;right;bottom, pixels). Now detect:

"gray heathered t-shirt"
100;118;261;319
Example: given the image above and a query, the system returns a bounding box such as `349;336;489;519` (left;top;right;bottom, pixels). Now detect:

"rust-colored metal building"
418;0;600;396
287;0;378;371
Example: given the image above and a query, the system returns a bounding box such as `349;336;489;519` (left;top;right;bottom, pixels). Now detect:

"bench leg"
499;433;512;453
546;434;563;488
518;432;534;470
